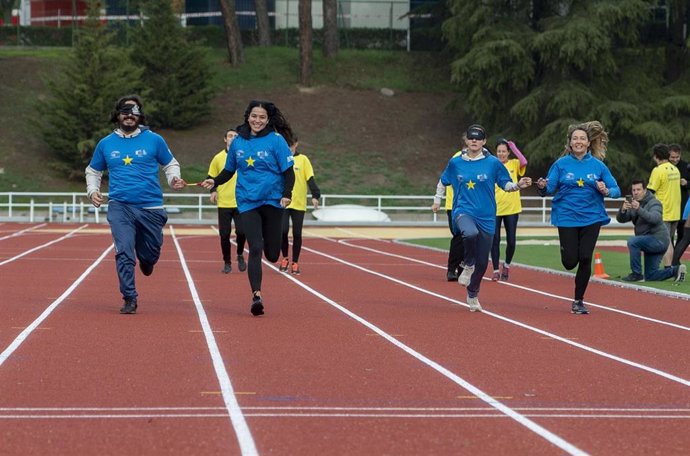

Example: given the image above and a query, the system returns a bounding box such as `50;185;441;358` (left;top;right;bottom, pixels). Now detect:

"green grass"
404;237;689;296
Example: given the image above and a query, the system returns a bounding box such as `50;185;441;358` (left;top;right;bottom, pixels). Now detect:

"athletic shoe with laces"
467;296;483;312
571;300;589;315
279;257;289;272
250;294;264;316
222;262;232;274
491;270;500;281
622;272;644;282
237;254;247;272
500;264;509;281
457;265;475;287
675;264;686;283
447;269;459;282
291;262;300;275
139;261;154;276
120;297;137;314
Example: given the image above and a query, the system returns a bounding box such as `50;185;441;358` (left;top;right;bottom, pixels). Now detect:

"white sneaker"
675;264;686;283
457;265;475;287
467;296;483;312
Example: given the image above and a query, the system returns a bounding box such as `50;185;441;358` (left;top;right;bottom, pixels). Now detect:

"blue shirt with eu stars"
440;153;513;235
225;132;294;213
89;129;174;208
544;152;621;227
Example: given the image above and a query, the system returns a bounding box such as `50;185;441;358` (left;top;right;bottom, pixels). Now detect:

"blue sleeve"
440;159;453;186
495;159;512;188
273;134;294;172
155;134;174;165
545;160;561;195
224;141;238;173
89;142;107;171
600;163;621;198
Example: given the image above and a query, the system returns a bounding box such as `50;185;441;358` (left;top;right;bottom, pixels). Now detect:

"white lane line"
301;244;690;389
170;226;258;456
0;223;47;241
2;406;689;412
274;265;587;456
0;243;114;368
0;225;89;266
338;238;690;333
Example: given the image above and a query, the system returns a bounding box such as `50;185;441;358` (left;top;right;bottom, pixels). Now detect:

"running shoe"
467;296;483;312
279;257;289;272
457;265;475;287
570;300;589;315
291;262;300;275
250;294;264;316
222;262;232;274
237;254;247;272
675;264;686;283
500;264;509;281
120;297;138;315
447;269;459;282
622;272;644;282
139;261;154;276
491;270;500;281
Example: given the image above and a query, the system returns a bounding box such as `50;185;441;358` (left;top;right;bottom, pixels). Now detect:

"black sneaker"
446;269;459;281
120;297;137;314
222;262;232;274
622;272;644;282
139;261;154;276
571;300;589;315
250;294;264;316
237;254;247;272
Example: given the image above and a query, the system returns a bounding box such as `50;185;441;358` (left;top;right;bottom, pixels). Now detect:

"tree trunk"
322;0;339;57
255;0;272;46
299;0;313;86
218;0;245;66
665;0;688;82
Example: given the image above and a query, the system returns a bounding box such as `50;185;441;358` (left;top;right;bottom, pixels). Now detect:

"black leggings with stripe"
241;205;285;293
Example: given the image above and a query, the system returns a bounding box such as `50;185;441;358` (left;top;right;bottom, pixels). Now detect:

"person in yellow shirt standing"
279;137;320;275
207;129;247;274
491;138;528;281
647;143;681;267
432;149;465;281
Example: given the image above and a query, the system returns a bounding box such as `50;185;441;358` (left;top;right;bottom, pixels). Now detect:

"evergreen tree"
38;0;145;179
442;0;690;185
129;0;213;129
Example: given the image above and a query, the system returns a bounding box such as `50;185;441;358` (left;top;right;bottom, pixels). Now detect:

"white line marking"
302;243;690;388
0;243;114;367
0;225;89;266
170;226;258;456
0;223;47;241
272;263;588;456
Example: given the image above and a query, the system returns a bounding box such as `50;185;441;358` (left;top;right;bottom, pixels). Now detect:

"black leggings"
672;226;690;265
491;213;519;270
281;208;306;262
241;205;285;293
557;223;601;301
218;207;246;263
446;211;464;272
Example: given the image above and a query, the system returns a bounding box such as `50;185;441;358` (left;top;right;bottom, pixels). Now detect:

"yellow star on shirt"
123;155;133;165
245;156;255;167
466;180;476;190
576;178;585;187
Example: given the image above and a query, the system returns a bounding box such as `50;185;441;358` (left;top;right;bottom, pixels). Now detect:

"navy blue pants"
454;213;493;298
107;200;168;300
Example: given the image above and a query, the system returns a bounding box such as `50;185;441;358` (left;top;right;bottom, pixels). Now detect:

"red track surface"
1;222;689;455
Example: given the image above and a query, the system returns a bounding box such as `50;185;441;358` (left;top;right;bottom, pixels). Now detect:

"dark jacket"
616;191;670;247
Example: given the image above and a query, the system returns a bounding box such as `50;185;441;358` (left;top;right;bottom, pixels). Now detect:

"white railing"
0;192;625;227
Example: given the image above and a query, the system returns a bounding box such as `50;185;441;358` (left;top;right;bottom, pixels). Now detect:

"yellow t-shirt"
207;149;238;208
648;162;681;221
287;154;315;211
444;150;464;211
495;158;526;216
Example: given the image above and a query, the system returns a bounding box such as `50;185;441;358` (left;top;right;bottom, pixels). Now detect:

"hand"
596;180;609;196
199;178;216;190
431;202;440;213
280;197;291;208
518;177;532;189
681;178;688;186
311;198;320;209
536;178;547;189
631;199;640;210
622;201;632;211
171;177;187;190
210;192;218;204
90;191;104;208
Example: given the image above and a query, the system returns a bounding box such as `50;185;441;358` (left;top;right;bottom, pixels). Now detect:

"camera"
625;195;633;203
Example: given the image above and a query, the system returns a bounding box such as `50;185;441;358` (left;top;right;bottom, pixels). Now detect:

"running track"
0;222;689;456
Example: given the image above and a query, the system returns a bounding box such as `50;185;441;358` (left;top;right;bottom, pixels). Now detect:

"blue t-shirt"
440;154;513;234
89;129;174;207
544;152;621;227
225;132;294;212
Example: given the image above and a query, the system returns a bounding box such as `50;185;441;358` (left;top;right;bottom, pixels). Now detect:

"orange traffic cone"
593;252;610;279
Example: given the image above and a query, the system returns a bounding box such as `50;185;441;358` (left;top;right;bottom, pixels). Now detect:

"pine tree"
129;0;213;129
37;0;145;179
